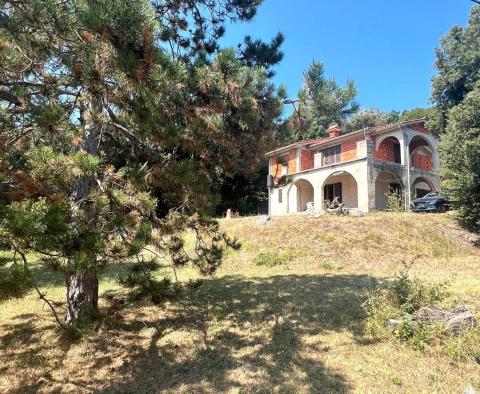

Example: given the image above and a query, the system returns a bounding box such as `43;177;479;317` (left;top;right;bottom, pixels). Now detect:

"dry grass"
1;212;480;393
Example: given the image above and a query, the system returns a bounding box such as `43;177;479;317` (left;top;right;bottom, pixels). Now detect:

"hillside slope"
1;213;479;393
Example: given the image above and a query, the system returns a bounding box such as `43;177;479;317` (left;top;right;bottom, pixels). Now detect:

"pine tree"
282;61;359;142
0;0;283;326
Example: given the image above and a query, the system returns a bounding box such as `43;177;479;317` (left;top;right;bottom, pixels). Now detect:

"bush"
364;262;449;318
364;261;480;360
254;251;293;267
390;316;434;350
385;191;405;212
363;261;449;347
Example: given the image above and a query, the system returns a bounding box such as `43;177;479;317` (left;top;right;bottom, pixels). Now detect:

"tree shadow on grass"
97;274;376;393
2;274;377;393
26;260;132;288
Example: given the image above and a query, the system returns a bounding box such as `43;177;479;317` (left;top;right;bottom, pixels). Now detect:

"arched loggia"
287;179;314;213
322;171;358;209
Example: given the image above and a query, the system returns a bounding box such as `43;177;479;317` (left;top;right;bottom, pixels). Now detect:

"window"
324;182;342;203
278;189;283;203
321;145;342;166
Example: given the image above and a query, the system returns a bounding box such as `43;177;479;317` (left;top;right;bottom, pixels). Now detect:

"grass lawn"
1;212;479;393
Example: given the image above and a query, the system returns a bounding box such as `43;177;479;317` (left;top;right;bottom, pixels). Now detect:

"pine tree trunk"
66;94;102;324
65;271;99;324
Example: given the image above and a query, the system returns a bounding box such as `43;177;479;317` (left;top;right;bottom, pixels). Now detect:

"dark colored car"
411;192;450;213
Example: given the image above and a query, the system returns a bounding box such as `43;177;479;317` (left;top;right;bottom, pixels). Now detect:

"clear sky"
221;0;474;114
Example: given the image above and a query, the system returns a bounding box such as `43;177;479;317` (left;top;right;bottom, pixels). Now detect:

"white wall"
375;172;403;209
269;159;369;215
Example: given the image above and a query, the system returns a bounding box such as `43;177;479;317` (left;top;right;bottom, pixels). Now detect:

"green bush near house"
385;191;405;212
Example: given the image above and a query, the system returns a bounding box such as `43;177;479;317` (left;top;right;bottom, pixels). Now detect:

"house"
266;119;440;215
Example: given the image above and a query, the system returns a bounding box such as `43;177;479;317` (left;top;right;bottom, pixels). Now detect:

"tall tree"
0;0;283;325
439;88;480;232
432;5;480;133
432;5;480;233
286;61;358;141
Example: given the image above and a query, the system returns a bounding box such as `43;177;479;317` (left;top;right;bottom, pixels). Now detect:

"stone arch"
375;170;404;210
287;178;314;213
375;136;402;164
411;176;436;199
409;135;434;171
321;171;358;209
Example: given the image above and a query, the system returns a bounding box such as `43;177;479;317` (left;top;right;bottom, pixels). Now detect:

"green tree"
0;0;283;326
285;61;359;141
438;89;480;232
343;108;400;134
211;33;285;216
432;5;480;132
432;5;480;233
399;107;442;135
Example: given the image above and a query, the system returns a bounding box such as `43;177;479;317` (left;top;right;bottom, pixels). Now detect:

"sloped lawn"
1;213;479;393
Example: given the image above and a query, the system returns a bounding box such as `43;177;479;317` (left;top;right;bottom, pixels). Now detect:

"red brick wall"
411;151;433;171
341;136;362;162
287;149;297;174
301;150;314;171
374;137;397;162
269;156;283;180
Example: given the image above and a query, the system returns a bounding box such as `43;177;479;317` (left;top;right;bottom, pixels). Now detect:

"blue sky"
221;0;474;114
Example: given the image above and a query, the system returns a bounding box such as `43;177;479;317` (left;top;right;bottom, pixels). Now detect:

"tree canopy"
283;61;359;142
342;108;400;134
433;5;480;233
0;0;284;326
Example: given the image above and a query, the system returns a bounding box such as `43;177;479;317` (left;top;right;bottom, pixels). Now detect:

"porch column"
314;181;324;213
360;162;373;212
399;130;408;166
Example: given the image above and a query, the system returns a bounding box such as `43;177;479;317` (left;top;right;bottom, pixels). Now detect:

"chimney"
327;124;341;138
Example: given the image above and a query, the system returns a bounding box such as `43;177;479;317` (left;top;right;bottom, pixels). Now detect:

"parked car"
411;192;450;213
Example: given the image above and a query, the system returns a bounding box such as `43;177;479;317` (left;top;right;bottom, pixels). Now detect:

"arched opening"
375;136;402;164
412;176;435;199
322;171;358;209
288;179;314;213
409;136;433;171
375;170;404;210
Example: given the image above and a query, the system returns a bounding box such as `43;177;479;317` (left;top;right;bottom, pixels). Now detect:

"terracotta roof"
266;119;426;157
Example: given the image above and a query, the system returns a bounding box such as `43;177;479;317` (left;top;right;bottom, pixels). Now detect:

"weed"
254;251;294;267
365;260;450;316
363;260;480;360
321;261;343;271
444;326;480;363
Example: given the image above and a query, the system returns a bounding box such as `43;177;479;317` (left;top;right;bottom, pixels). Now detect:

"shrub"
385;191;405;212
363;261;448;343
254;251;293;267
363;261;480;360
364;261;449;319
390;316;434;350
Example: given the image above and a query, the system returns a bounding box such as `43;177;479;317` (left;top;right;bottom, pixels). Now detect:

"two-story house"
267;119;440;215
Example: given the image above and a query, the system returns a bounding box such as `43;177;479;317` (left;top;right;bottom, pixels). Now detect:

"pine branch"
16;250;66;329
